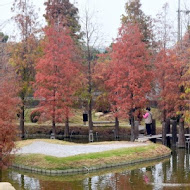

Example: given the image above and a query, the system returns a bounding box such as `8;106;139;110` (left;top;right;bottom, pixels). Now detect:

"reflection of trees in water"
40;179;84;190
21;174;24;189
151;149;190;186
178;148;185;183
1;171;40;190
151;163;164;185
86;171;148;190
2;150;190;190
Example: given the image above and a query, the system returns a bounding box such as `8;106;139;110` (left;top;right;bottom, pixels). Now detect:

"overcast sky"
0;0;189;45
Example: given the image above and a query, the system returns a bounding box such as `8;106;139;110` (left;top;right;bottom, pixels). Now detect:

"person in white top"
143;107;152;136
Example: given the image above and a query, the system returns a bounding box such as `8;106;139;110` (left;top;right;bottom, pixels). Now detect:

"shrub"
95;94;111;113
30;110;41;123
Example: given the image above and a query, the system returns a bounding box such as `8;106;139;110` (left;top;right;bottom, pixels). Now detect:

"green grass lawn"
24;108;133;126
21;107;163;136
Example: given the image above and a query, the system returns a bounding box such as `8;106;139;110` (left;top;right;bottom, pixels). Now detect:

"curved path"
16;141;149;157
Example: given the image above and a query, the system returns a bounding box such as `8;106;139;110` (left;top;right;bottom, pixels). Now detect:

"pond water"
1;148;190;190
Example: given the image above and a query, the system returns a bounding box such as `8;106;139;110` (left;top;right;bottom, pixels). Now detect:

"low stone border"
10;152;171;176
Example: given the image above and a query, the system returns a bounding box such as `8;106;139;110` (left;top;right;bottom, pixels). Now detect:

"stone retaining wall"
11;152;171;176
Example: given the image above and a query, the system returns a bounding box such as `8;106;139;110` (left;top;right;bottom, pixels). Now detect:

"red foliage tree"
156;42;188;122
155;42;188;147
156;50;179;120
0;34;19;169
104;24;153;141
0;65;19;169
34;25;82;137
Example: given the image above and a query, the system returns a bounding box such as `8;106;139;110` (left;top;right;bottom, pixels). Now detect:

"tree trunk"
52;116;56;137
166;119;171;147
178;121;185;148
163;109;166;123
87;36;93;132
171;120;177;147
172;149;177;173
134;121;139;140
88;98;93;131
130;116;135;141
162;122;167;145
166;118;170;134
178;149;185;174
64;117;69;137
88;98;93;141
21;174;25;189
115;117;119;139
20;105;25;139
151;119;156;143
52;89;56;137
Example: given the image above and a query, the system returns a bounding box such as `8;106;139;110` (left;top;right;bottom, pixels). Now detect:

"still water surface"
2;148;190;190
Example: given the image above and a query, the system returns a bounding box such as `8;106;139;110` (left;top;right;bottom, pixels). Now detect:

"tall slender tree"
178;33;190;122
94;48;120;136
11;0;40;139
154;3;175;51
105;24;153;141
34;24;82;137
0;72;18;169
80;8;102;133
153;3;176;122
41;0;83;137
0;38;19;169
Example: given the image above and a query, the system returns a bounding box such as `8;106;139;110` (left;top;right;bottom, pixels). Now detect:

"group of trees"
1;0;190;167
95;0;190;140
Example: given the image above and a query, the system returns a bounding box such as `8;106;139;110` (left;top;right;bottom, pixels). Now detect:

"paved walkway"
16;141;149;157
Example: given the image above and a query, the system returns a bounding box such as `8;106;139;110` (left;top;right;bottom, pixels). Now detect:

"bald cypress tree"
44;0;82;41
11;0;40;139
122;0;153;46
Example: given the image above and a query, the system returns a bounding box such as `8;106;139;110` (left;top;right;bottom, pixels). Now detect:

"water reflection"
2;148;190;190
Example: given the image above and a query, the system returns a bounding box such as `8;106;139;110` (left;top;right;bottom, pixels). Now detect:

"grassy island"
14;139;171;172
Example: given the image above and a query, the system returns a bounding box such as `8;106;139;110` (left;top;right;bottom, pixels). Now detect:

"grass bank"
13;157;169;182
14;140;171;171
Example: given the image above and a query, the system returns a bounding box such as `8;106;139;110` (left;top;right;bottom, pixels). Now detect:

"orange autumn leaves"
95;23;190;123
34;25;82;124
95;24;153;119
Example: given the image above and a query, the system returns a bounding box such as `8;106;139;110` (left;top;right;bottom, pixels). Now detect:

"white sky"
0;0;189;46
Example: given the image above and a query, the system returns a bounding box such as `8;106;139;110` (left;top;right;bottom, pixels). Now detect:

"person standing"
143;107;152;136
